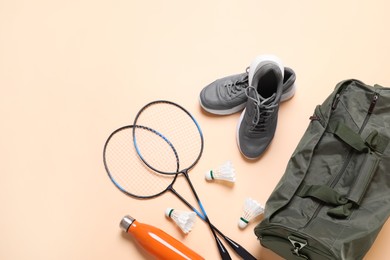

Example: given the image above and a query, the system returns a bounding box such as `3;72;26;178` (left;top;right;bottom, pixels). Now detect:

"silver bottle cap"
119;215;135;232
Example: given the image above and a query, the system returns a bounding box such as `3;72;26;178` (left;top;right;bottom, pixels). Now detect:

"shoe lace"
225;67;249;96
245;86;277;131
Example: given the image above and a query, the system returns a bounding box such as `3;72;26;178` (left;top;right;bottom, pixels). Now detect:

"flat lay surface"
1;1;390;259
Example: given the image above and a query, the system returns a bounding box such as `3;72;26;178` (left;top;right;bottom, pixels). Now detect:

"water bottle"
120;215;205;260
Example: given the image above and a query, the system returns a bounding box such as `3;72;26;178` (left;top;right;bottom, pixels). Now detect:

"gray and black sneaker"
199;68;249;115
199;65;296;115
237;55;287;159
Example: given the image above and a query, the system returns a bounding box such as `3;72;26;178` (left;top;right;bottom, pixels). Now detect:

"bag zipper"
368;93;379;114
304;91;379;228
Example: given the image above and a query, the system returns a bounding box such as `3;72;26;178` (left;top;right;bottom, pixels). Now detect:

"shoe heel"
248;55;284;86
281;83;297;102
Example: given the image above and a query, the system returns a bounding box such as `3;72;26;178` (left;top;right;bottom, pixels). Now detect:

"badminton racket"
133;100;255;260
103;124;256;260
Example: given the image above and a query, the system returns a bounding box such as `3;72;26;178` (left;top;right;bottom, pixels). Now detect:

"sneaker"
199;68;249;115
236;55;286;159
199;66;296;115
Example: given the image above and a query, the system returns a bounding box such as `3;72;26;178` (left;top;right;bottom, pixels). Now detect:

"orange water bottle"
120;215;205;260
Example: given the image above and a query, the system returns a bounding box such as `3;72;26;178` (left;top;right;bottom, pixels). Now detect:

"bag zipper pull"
368;93;379;114
331;93;341;110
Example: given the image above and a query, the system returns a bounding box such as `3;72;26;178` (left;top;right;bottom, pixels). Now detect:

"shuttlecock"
238;198;264;229
165;208;197;234
205;161;236;183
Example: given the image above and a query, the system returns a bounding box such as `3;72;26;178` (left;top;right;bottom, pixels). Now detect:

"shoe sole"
199;96;247;115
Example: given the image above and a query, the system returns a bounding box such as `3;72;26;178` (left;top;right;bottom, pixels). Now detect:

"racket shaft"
179;173;231;259
203;214;231;260
196;209;256;260
170;188;256;260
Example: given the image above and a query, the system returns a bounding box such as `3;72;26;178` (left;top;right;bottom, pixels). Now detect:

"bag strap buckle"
288;236;309;259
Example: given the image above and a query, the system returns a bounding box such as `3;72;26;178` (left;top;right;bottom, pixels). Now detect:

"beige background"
1;0;390;259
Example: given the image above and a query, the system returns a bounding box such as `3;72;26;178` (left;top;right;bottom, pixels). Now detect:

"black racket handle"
214;235;232;260
170;186;254;259
181;174;232;259
200;204;231;260
212;225;257;260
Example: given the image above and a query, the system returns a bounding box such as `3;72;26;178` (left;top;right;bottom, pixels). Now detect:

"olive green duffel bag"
255;79;390;260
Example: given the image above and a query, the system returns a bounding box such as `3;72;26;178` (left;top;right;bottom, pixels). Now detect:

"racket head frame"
132;100;204;175
103;124;179;199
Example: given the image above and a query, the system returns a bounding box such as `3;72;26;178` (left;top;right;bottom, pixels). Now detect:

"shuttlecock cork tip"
205;170;213;181
165;208;174;218
238;217;249;229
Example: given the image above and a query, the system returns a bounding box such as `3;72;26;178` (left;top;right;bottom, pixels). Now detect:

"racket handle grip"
120;215;205;260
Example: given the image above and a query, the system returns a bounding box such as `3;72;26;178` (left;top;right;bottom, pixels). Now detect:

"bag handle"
332;122;369;152
297;184;348;205
332;122;383;206
332;122;389;154
297;122;384;218
297;153;379;218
